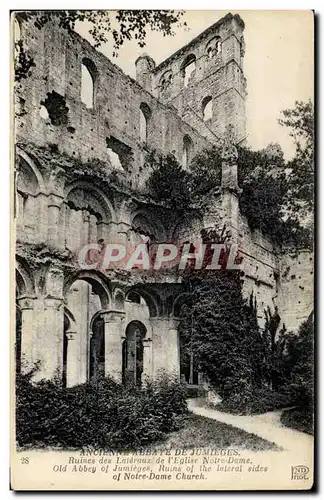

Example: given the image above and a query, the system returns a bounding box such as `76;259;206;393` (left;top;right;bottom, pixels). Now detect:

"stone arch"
172;213;203;246
206;36;222;58
182;134;194;168
16;148;46;193
113;289;125;310
131;209;166;243
89;310;105;380
15;257;35;297
123;320;147;386
81;57;98;109
171;292;192;317
159;70;173;93
64;270;112;309
139;102;151;143
180;54;196;87
126;286;160;317
64;306;77;329
202;96;213;121
65;181;116;250
65;181;115;222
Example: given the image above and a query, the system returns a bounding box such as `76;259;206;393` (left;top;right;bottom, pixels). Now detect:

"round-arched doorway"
122;321;146;386
89;314;105;380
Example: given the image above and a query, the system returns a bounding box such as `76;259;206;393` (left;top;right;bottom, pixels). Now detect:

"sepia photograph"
11;9;314;491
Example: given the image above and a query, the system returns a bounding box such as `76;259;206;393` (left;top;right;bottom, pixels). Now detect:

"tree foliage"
146;144;311;249
280;314;314;434
279;99;314;217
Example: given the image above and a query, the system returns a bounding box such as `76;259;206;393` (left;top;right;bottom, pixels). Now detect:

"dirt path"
187;399;313;453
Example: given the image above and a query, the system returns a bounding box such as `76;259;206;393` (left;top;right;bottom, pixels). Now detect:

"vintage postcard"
11;10;314;491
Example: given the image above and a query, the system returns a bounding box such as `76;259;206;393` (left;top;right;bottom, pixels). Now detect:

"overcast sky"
77;10;314;159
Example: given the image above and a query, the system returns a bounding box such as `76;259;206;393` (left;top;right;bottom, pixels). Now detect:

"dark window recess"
41;91;69;126
127;291;141;304
106;136;133;171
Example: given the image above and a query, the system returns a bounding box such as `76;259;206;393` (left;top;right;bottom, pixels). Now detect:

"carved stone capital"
102;310;126;324
82;209;90;223
48;193;64;209
48;166;66;197
168;317;180;330
17;295;35;310
44;296;64;310
65;330;77;341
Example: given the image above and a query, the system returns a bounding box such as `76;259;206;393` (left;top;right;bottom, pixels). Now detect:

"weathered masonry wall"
15;18;214;190
278;251;314;332
136;13;247;144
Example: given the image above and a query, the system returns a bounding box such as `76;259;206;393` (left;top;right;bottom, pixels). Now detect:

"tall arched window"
14;18;21;57
182;135;193;168
181;54;196;88
139;103;151;143
202;96;213;121
81;58;97;109
206;36;222;59
14;18;21;43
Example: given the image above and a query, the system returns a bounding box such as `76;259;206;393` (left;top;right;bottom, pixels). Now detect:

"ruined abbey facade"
14;13;313;388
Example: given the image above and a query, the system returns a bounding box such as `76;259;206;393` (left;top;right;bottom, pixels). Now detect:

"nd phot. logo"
291;465;309;481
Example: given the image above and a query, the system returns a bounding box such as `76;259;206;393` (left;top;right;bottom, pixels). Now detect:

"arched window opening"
202;96;213;121
122;321;146;386
139;103;151;143
182;135;193;168
181;54;196;88
89;314;105;380
127;291;141;304
107;148;123;170
81;58;97;109
206;37;222;59
159;70;173;93
39;104;49;120
14;18;21;57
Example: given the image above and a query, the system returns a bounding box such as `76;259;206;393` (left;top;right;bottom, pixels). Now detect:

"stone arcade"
14;13;313;387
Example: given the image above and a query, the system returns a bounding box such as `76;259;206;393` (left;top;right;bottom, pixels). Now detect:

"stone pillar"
117;221;130;247
17;296;36;373
82;209;90;246
167;318;180;380
102;311;125;382
47;194;64;248
37;193;49;244
142;338;153;382
150;317;169;380
65;330;79;387
37;296;64;382
221;126;241;245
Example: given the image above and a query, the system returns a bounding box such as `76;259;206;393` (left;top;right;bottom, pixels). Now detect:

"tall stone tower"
135;13;247;145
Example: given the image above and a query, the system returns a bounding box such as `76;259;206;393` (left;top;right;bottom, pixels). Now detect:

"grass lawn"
152;413;280;451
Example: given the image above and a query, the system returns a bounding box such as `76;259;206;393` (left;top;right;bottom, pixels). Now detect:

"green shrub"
219;387;291;415
15;371;188;450
280;407;314;435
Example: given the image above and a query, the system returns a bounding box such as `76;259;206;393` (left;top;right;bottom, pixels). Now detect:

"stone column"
82;209;90;246
38;296;64;382
17;296;36;373
167;318;180;380
37;193;49;244
47;194;64;248
65;330;79;387
150;317;169;380
102;311;125;382
142;338;153;382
